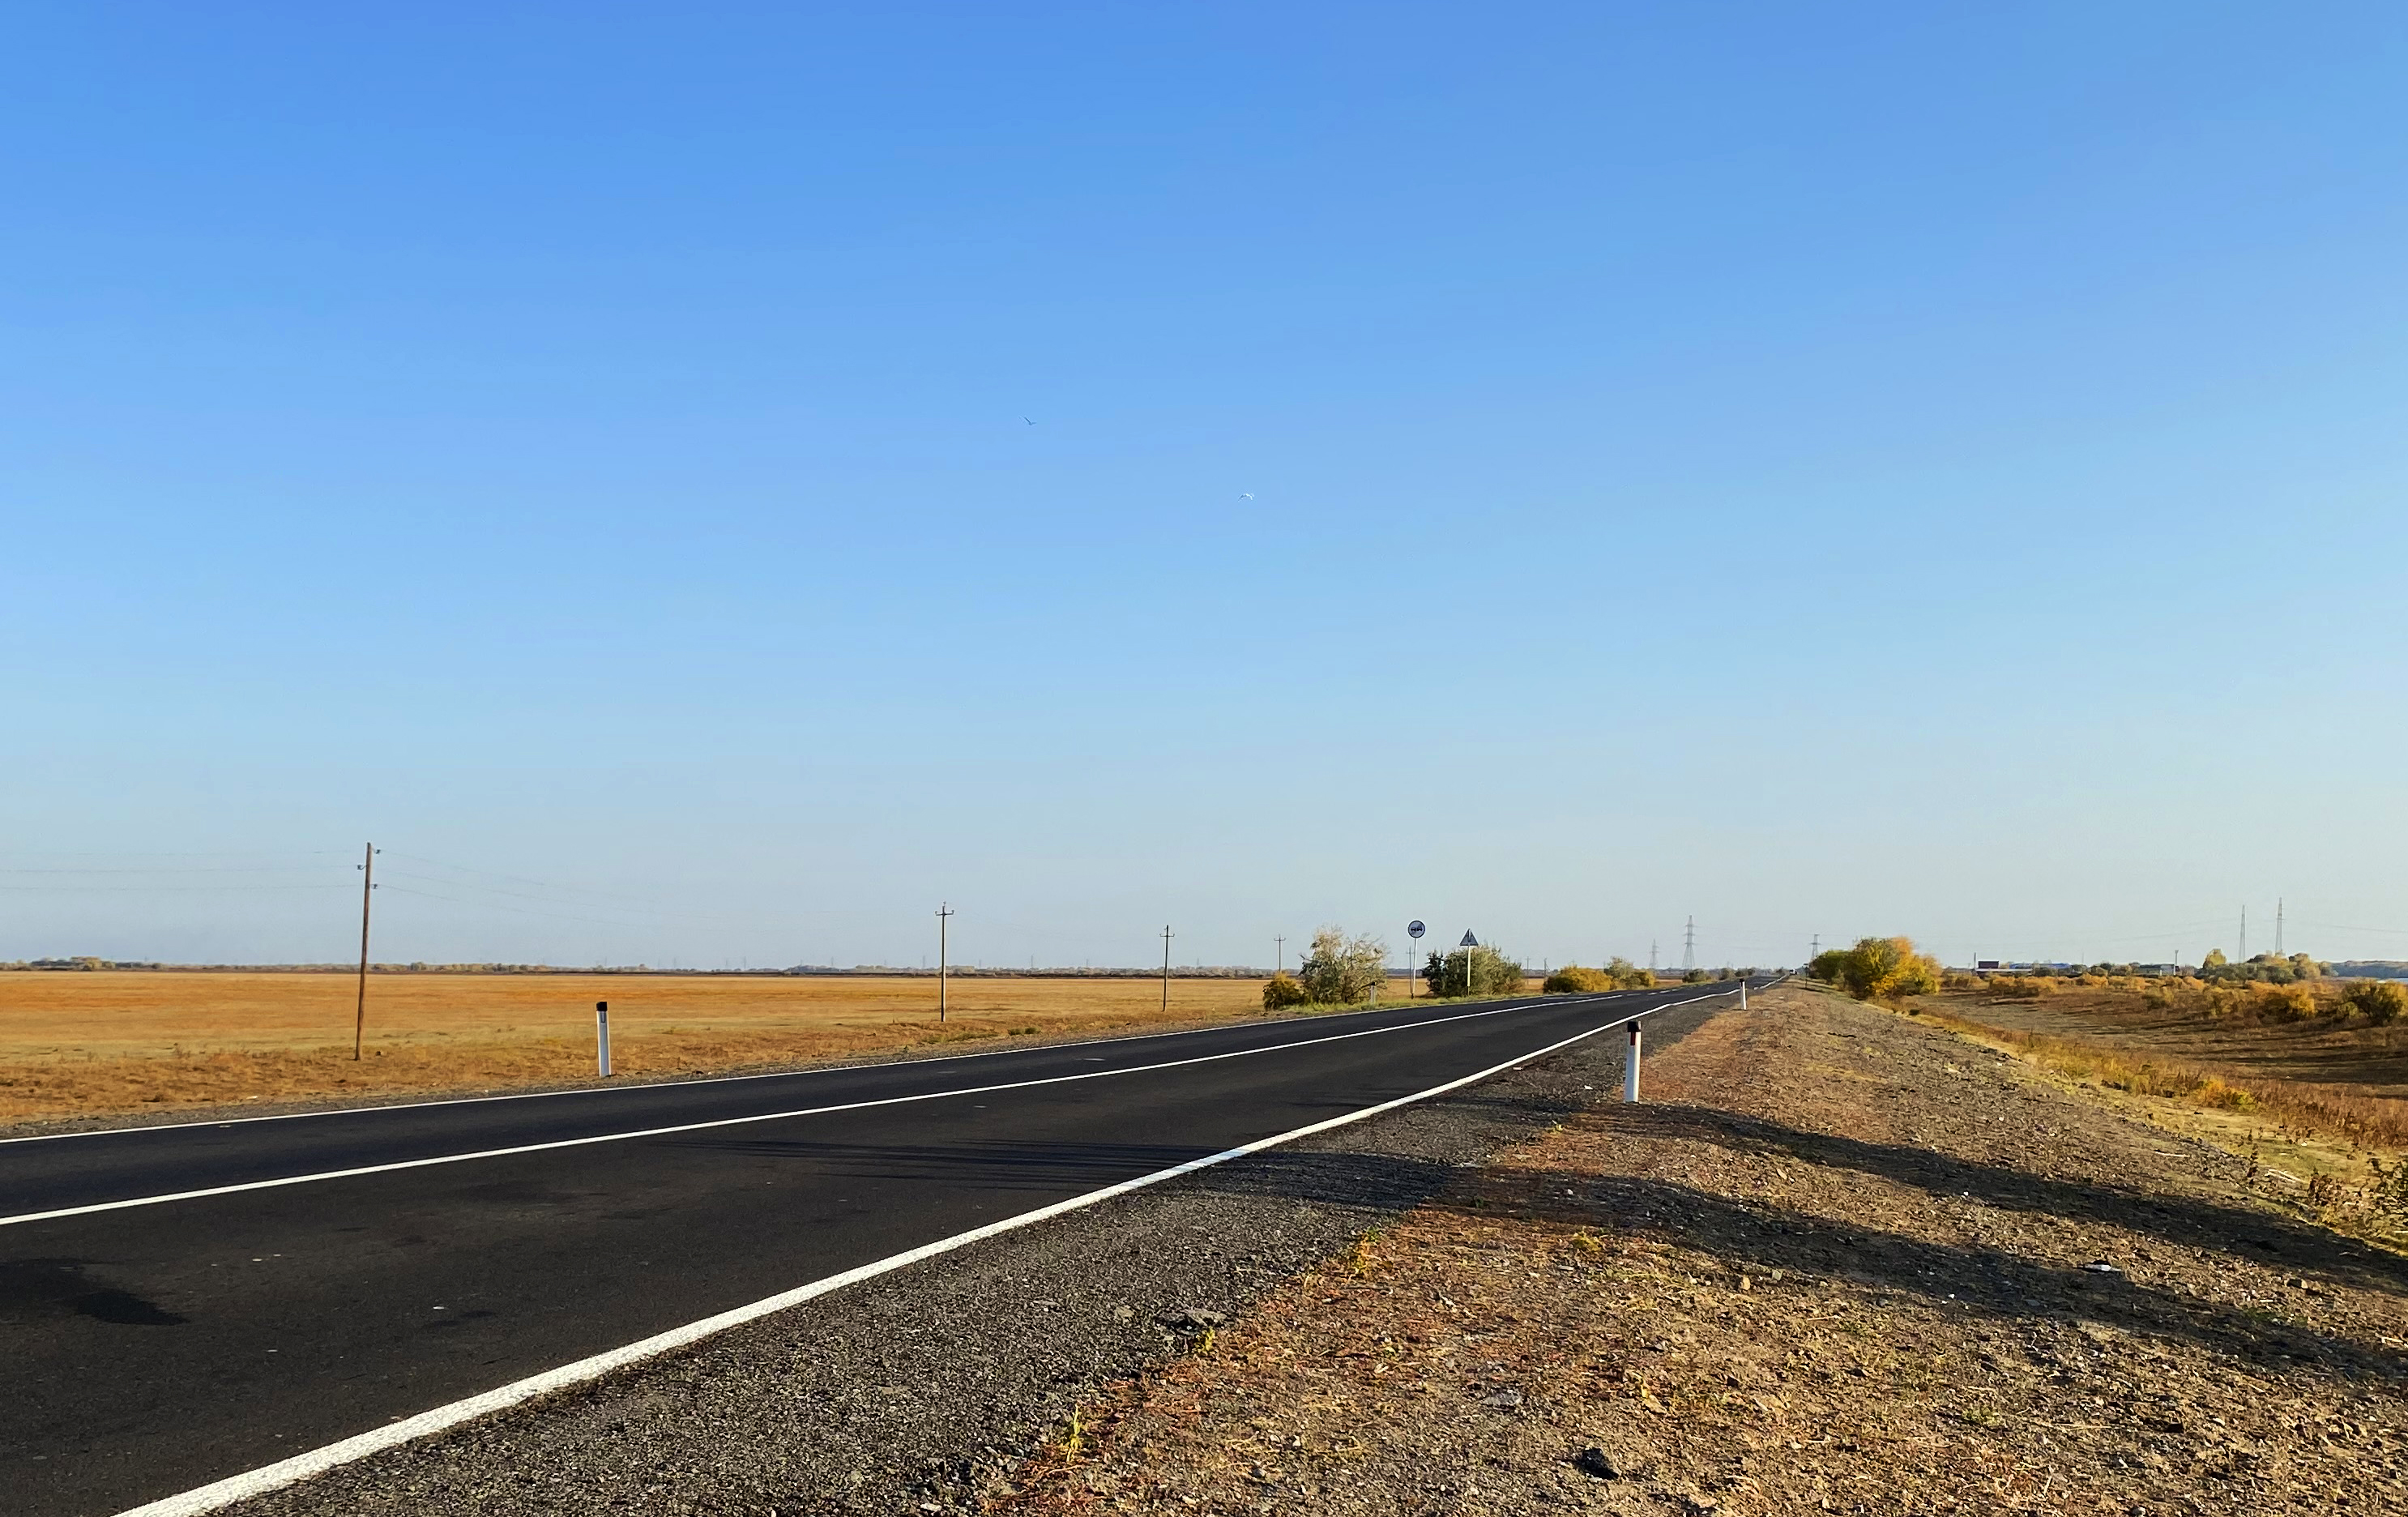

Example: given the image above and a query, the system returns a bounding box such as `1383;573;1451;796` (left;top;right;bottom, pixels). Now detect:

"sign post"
1406;921;1424;998
596;1001;612;1078
1458;930;1478;998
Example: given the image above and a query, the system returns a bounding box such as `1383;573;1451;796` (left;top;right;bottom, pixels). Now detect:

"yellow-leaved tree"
1831;936;1942;1002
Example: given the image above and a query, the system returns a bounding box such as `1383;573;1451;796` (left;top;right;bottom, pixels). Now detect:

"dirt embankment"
999;985;2408;1515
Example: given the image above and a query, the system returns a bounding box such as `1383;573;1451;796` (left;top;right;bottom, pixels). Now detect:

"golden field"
0;970;1322;1126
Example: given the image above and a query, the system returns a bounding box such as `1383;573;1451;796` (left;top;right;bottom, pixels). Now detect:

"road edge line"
111;990;1730;1517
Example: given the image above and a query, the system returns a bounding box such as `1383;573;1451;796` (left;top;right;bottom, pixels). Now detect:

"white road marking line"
112;994;1723;1517
0;994;1575;1147
2;996;1648;1229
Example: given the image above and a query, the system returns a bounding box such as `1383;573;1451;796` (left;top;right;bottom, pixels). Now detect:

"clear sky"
6;4;2405;972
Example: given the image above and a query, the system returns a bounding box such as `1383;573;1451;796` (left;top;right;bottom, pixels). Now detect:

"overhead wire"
373;884;690;933
0;883;348;893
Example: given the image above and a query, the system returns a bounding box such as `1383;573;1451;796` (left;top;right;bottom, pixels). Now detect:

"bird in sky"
1240;492;1254;500
1024;417;1035;425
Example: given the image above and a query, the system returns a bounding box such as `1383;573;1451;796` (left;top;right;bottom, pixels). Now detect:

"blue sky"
5;4;2405;971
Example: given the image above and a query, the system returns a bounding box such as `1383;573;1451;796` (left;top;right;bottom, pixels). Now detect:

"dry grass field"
0;970;1331;1127
1914;979;2408;1119
1904;979;2408;1241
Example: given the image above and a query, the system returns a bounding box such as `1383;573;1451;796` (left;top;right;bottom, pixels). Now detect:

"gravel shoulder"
226;996;1727;1515
997;984;2408;1515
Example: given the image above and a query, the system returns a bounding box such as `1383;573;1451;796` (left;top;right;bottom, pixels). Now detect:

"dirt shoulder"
999;984;2408;1515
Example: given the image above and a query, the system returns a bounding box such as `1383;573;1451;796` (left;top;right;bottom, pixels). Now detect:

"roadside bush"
1941;971;1984;990
1603;955;1653;989
1261;972;1310;1011
1807;949;1848;982
2252;982;2315;1023
1832;935;1943;1002
1540;956;1654;992
1680;968;1708;984
1543;965;1615;994
1424;945;1527;998
1297;927;1388;1005
2345;979;2408;1026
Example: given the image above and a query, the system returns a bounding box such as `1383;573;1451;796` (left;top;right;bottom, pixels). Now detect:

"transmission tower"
2276;899;2285;958
2239;905;2248;962
1682;917;1695;973
1649;940;1658;974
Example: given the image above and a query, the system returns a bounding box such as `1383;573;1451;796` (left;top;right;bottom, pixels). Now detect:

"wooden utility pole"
937;902;954;1023
1161;925;1173;1015
1274;934;1284;974
353;841;374;1060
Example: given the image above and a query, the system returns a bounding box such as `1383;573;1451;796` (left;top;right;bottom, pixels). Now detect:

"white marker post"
1740;977;1748;1011
596;1000;612;1078
1624;1017;1643;1102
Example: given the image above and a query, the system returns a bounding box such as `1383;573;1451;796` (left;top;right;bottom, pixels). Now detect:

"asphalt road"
2;981;1749;1517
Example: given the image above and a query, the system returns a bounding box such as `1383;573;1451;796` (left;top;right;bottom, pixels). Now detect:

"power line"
374;884;688;932
0;865;341;876
0;883;348;894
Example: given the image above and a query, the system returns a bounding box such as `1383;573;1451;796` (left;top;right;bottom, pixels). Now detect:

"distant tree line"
2195;950;2328;985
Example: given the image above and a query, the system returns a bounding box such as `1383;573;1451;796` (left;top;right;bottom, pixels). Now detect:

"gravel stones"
993;985;2408;1515
229;1000;1719;1515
